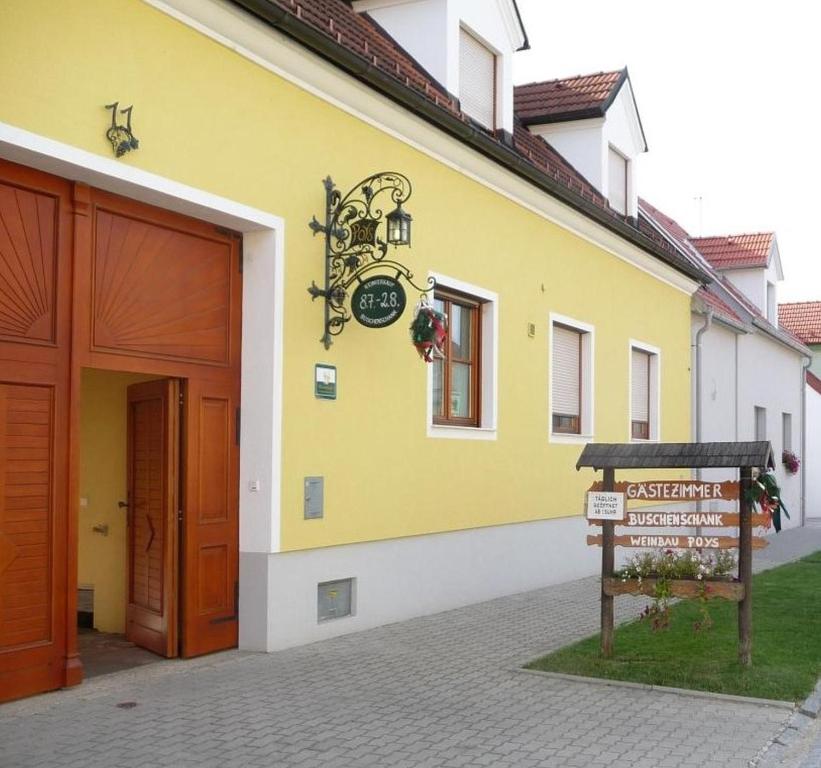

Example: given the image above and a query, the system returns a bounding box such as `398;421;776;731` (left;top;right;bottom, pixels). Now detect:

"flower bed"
603;576;743;601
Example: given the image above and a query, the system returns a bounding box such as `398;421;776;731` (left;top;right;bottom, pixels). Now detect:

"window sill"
630;437;659;444
549;432;594;445
428;423;497;441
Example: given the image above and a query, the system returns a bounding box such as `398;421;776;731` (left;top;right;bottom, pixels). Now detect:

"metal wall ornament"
307;172;434;348
105;102;139;158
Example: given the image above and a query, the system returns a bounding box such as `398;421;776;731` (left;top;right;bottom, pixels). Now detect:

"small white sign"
586;491;626;521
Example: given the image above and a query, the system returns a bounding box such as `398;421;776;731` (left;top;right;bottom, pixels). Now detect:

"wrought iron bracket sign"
307;172;433;348
105;102;139;158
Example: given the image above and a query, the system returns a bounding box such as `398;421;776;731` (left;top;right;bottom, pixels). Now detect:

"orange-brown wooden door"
126;379;180;657
0;160;72;703
180;377;239;657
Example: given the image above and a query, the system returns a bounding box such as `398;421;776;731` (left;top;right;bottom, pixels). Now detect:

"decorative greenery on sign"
746;470;790;532
409;299;447;362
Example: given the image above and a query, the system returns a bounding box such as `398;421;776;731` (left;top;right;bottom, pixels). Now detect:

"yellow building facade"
0;0;700;695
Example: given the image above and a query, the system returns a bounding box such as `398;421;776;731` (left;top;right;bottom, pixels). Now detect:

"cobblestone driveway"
3;527;820;768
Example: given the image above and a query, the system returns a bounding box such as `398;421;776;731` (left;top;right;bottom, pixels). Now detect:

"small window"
631;348;651;440
767;282;777;324
433;290;481;427
754;406;767;441
459;27;496;129
608;146;628;215
782;412;792;452
552;324;582;434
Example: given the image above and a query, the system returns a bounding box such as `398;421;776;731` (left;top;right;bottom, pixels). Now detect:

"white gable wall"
724;268;767;315
360;0;521;133
529;119;604;191
529;80;644;218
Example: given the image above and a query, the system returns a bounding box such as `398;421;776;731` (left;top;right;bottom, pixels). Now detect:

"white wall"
243;515;601;651
736;329;804;528
692;313;805;529
807;385;821;522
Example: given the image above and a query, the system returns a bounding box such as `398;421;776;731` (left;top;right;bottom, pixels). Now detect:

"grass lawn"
526;551;821;702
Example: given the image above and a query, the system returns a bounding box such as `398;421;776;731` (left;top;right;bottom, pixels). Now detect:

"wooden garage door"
0;161;71;703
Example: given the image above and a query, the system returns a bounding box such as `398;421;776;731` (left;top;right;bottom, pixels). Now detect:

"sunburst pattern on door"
0;181;56;343
92;209;232;364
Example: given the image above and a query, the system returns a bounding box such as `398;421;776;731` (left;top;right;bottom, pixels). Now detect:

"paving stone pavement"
2;526;821;768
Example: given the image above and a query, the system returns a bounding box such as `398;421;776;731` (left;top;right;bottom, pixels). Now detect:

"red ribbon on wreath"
410;300;447;362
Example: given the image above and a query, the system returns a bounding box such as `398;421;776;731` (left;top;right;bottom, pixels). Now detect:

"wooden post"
738;466;753;667
600;467;615;658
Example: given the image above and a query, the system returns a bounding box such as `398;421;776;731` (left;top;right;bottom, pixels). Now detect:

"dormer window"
459;26;496;129
608;146;628;215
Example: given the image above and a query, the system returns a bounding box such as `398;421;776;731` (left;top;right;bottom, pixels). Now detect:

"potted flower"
782;449;800;476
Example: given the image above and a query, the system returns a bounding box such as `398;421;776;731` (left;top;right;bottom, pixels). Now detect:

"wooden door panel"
0;159;70;704
181;379;238;657
126;379;179;658
92;208;233;365
0;178;57;345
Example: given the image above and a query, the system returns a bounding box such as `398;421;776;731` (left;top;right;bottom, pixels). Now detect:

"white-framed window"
754;406;767;441
782;412;792;452
767;282;777;324
629;340;660;441
427;273;497;440
459;26;497;129
608;146;629;215
549;314;594;442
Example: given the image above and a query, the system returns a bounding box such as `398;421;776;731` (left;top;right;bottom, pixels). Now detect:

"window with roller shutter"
631;348;650;439
608;146;628;215
552;324;582;434
459;27;496;129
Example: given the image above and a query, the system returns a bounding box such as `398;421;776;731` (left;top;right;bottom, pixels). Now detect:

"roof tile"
514;70;624;123
778;301;821;344
689;233;773;270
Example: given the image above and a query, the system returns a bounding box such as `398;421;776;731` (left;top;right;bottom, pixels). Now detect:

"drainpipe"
801;356;811;526
693;310;713;536
694;309;714;445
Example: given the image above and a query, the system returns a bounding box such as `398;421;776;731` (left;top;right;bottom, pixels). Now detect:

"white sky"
513;0;820;302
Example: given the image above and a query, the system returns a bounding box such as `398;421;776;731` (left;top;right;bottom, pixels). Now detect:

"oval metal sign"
351;276;407;329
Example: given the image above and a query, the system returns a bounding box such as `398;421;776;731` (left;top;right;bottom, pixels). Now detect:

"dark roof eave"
518;106;606;126
229;0;707;284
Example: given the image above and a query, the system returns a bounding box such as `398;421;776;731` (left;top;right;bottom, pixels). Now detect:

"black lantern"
386;202;412;246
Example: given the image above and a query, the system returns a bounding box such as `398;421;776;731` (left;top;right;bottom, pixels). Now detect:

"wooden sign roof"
576;441;775;471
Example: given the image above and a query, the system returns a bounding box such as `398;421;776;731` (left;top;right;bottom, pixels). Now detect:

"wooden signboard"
589;479;739;501
577;441;774;668
586;534;768;549
588;511;769;527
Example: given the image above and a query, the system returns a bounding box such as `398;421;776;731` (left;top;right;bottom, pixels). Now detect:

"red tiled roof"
695;286;744;325
514;70;624;123
689;233;774;270
808;370;821;395
779;301;821;344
